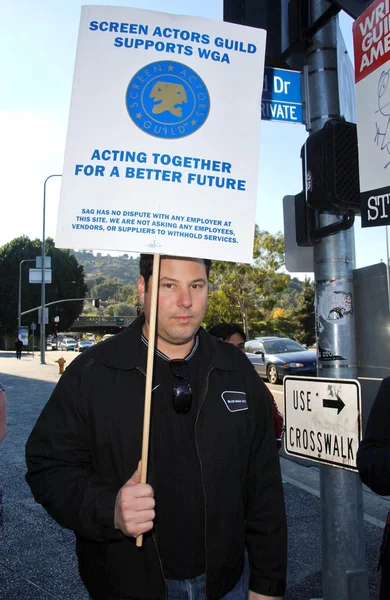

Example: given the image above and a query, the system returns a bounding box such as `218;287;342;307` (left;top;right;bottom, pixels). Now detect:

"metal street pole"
41;174;62;365
303;2;369;599
18;259;35;330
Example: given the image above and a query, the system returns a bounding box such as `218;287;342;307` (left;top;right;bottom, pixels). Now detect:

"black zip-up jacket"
25;318;287;599
357;377;390;495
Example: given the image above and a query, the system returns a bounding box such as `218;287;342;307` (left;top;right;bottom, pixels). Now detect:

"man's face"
137;257;208;351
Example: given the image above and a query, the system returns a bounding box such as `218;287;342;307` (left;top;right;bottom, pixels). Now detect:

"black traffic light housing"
294;118;359;247
223;0;292;68
92;298;100;309
303;118;361;215
136;306;141;316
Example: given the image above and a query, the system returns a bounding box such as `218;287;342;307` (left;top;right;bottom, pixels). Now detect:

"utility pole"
304;1;368;598
41;174;62;365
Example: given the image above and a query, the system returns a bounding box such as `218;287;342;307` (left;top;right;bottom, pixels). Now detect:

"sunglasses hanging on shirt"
169;359;192;414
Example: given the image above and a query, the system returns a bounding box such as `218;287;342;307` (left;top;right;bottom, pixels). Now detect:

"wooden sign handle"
136;253;160;548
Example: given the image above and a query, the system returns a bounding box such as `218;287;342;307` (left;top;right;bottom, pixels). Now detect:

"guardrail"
73;316;136;327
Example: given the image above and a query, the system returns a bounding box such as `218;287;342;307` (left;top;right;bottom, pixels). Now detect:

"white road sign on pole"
353;0;390;227
55;5;266;262
284;376;362;471
29;269;52;284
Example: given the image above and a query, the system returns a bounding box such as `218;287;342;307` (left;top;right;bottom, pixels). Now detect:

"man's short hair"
139;254;212;289
208;322;246;342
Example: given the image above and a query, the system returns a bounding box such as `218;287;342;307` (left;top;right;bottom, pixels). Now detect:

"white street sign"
56;5;266;262
38;308;49;325
29;268;52;284
284;376;362;471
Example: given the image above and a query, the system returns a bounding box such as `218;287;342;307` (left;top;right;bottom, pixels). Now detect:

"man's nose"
177;288;192;308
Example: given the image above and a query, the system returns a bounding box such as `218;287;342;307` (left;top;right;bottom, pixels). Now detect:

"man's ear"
137;275;145;305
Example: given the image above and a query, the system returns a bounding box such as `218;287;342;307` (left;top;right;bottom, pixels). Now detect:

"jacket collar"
93;315;238;372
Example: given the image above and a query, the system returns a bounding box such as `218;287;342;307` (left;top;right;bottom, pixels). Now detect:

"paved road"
0;350;387;599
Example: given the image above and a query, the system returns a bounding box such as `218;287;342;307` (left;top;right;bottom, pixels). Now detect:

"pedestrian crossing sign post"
284;376;362;471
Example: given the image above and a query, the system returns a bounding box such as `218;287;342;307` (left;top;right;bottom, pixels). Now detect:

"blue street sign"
262;67;303;124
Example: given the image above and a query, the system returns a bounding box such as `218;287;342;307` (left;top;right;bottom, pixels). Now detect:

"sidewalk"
0;351;386;599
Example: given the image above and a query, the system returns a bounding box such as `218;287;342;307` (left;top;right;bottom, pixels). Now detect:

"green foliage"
104;303;136;317
205;227;289;336
0;236;88;335
291;278;316;346
91;279;122;301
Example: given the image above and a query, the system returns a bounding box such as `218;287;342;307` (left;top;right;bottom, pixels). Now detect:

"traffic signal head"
223;0;291;68
93;298;100;308
303;118;360;214
136;306;141;316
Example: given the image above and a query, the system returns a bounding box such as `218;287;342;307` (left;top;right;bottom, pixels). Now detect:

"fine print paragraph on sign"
72;208;238;245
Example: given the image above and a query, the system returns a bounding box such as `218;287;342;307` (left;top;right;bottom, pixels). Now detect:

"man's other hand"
114;460;155;537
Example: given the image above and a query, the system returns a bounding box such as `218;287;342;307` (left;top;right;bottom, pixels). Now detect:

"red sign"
353;0;390;83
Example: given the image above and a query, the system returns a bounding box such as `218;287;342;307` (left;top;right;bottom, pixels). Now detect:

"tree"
117;283;138;304
291;278;316;346
104;303;136;317
90;279;122;301
205;227;289;337
0;236;88;335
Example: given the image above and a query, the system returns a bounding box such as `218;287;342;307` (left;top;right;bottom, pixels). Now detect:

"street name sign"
262;67;302;123
284;376;362;471
353;0;390;227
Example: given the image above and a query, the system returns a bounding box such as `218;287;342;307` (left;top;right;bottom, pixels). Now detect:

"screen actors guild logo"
126;60;210;139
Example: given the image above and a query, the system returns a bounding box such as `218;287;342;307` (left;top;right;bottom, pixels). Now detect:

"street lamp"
18;259;35;329
41;174;62;364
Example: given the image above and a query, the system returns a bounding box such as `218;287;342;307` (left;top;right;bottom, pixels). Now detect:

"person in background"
14;338;23;360
26;255;287;600
0;383;7;530
357;377;390;600
208;322;285;450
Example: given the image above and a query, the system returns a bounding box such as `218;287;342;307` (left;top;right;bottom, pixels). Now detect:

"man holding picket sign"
26;4;287;599
25;252;287;600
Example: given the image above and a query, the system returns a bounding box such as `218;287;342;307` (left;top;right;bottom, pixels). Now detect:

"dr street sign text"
262;67;302;123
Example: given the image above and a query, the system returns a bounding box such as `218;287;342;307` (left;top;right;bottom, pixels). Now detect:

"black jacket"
357;377;390;496
25;317;287;599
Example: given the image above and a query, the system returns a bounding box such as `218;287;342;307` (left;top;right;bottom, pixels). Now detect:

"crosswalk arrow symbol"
322;393;345;415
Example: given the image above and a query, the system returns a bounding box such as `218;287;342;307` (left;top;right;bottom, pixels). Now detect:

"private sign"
284;376;362;471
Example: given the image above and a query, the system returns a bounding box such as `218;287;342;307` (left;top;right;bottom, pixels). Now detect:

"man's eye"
162;283;174;289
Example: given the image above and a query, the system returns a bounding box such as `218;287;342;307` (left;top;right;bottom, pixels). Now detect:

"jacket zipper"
195;366;214;600
136;366;167;598
153;531;168;599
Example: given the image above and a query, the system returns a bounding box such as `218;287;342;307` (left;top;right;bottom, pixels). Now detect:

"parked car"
58;338;77;351
245;336;317;384
75;339;94;352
